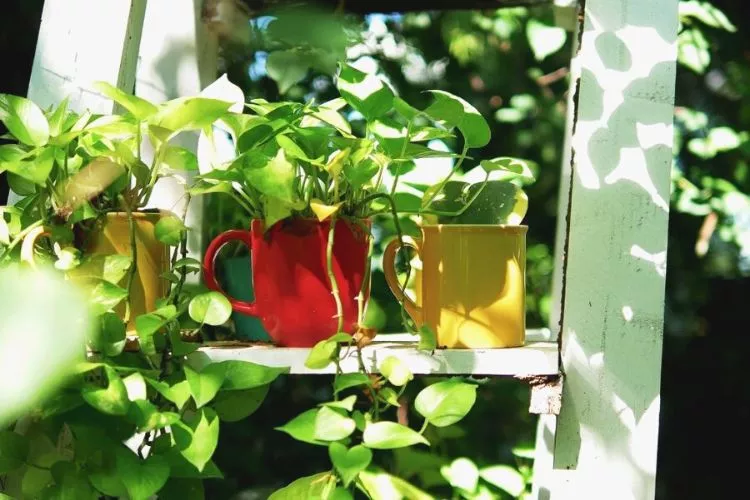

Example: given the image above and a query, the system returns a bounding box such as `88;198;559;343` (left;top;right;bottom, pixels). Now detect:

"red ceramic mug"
202;218;371;347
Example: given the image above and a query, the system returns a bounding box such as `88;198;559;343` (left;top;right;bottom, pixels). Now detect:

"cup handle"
202;229;258;316
383;236;424;326
20;225;51;269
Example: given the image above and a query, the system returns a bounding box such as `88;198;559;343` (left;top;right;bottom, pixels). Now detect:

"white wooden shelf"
197;329;558;376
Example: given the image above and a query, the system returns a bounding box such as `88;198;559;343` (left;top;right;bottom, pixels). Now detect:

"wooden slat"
532;0;678;498
197;329;558;376
27;0;147;114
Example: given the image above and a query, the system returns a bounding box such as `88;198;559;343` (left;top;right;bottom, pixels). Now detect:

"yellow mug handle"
20;225;51;269
383;236;423;326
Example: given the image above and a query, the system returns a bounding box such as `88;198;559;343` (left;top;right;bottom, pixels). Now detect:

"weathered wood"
237;0;551;15
197;330;558;377
27;0;146;114
135;0;219;268
533;0;678;498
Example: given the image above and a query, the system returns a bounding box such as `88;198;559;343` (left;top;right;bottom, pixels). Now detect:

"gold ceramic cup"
383;225;526;349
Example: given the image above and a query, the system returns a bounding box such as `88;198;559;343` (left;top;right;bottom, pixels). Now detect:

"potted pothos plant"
380;94;537;349
194;64;482;348
0;83;240;334
0;84;298;498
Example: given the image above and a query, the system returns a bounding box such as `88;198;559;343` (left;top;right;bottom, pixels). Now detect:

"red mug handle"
202;229;257;316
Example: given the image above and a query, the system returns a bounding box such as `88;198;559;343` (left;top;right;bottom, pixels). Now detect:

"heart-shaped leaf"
184;364;226;408
378;356;413;387
213;385;270;422
275;409;327;446
188;291;232;326
81;365;130;416
266;50;310;94
0;431;29;473
93;81;158;120
336;64;394;120
172;408;221;472
154;216;187;246
424;90;490;148
0;94;50;146
362;422;429;449
220;360;289;389
320;394;357;412
441;457;479;493
479;464;526;497
268;472;336;500
313;406;356;441
329;442;372;487
115;448;170;500
415;379;477;428
333;373;371;393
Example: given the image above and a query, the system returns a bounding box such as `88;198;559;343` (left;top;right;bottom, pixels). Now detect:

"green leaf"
158;478;205;500
0;94;50;146
189;291;232;325
357;470;433;500
378;387;401;407
329;442;372;487
162;146;198;171
320;394;357;412
313;406;356;441
116;448;170;500
329;488;354;500
479;465;526;497
305;339;338;369
123;372;148;401
441;457;479;492
135;306;176;355
214;385;270;422
95;313;127;357
424;90;490;148
678;28;710;74
172;407;221;472
679;1;736;32
480;157;536;184
153;97;233;132
173;257;202;272
415;379;477;427
362;422;429;449
81;365;130;415
128;400;180;432
336;64;394;120
2;147;55;185
310;107;352;135
343;157;379;189
379;356;413;387
268;472;336;500
47;97;70;137
266;50;310;94
0;431;29;474
220;360;289;390
47;461;95;499
101;254;133;284
276;409;327;446
243;148;300;206
418;325;437;352
146;377;191;410
155;216;187;246
393;96;421;120
185;363;226;408
525;19;567;61
334;373;371;393
93;81;158;120
169;329;199;356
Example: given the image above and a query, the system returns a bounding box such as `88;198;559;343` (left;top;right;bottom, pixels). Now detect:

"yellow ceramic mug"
383;225;527;349
21;212;170;335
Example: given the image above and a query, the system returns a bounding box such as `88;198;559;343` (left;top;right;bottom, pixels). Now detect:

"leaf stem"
119;196;138;323
422;144;469;207
326;215;344;333
0;219;44;263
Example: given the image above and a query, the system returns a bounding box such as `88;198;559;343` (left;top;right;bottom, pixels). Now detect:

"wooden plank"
533;0;678;498
27;0;146;114
197;329;558;376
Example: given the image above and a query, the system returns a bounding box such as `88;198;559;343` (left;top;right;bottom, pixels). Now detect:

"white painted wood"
198;330;558;376
134;0;219;268
27;0;146;114
532;0;678;498
10;0;146;204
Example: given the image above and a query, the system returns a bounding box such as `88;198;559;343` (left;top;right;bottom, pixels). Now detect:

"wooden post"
532;0;678;498
27;0;146;113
